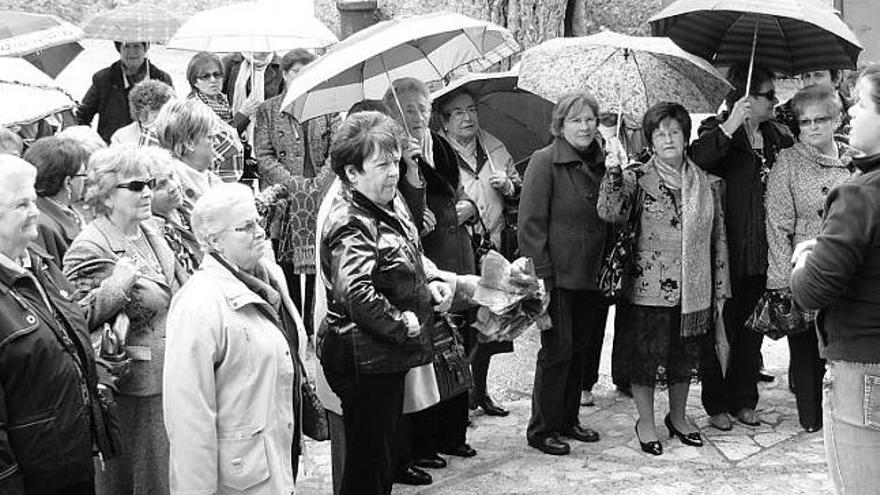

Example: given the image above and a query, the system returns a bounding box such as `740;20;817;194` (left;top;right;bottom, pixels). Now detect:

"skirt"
617;302;703;387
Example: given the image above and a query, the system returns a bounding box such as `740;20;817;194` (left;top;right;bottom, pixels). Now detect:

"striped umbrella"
82;2;183;44
649;0;863;77
0;57;76;126
0;11;84;78
280;12;519;124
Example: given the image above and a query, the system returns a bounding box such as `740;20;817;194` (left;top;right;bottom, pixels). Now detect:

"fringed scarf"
652;156;716;338
191;91;233;122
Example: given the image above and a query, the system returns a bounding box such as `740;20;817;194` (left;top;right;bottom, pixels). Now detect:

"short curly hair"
23;137;88;197
128;80;176;122
84;145;150;217
550;92;600;138
186;52;224;91
330;111;404;184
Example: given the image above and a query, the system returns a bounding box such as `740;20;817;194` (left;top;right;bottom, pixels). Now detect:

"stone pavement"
296;308;833;494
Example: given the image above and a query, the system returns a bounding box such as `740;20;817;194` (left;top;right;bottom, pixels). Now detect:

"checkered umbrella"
0;11;84;78
650;0;863;76
0;56;76;126
82;2;183;44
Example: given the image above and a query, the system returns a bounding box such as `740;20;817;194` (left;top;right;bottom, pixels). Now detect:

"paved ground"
296;306;833;494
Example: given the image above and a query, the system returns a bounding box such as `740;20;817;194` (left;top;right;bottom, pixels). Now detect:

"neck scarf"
231;53;268;143
420;129;435;168
192;91;233;122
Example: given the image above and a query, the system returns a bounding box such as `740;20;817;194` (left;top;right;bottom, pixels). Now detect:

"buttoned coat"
35;196;82;263
164;255;299;495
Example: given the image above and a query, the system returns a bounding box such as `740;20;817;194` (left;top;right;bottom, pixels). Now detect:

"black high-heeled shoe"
664;414;704;447
634;420;663;456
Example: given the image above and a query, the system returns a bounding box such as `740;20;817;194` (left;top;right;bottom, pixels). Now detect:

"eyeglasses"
797;115;834;127
197;71;223;81
115;178;156;192
449;106;479;119
752;89;776;101
230;219;264;239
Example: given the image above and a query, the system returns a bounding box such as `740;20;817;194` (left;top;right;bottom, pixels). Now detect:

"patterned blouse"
765;141;857;289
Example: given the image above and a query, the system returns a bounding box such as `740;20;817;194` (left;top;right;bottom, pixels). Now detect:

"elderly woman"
766;85;856;434
153;99;221;205
141;146;203;276
254;48;334;341
111;79;176;145
691;62;794;431
518;91;609;456
791;64;880;495
64;145;184;495
435;87;519;417
321;110;479;495
164;183;303;494
0;155;118;494
23;137;89;261
384;78;478;469
599;102;730;455
187;52;259;136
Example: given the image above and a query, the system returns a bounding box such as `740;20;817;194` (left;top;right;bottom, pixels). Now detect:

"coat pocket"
8;411;63;475
218;432;271;491
864;374;880;430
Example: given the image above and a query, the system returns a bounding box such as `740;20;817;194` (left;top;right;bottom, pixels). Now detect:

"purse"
300;366;330;441
431;314;474;401
467;200;496;269
746;289;810;340
597;186;644;301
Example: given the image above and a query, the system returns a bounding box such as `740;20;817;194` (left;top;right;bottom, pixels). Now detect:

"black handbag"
597;187;644;301
467;200;496;268
299;362;330;441
500;195;519;261
746;289;811;340
431;314;474;401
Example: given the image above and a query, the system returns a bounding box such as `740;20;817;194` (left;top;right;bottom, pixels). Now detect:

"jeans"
824;360;880;495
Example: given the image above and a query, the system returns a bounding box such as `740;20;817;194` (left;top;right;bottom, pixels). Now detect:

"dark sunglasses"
115;178;156;192
752;89;776;101
197;71;223;81
797;115;833;127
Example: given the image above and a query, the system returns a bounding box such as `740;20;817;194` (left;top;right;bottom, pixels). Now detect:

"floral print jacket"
598;159;729;308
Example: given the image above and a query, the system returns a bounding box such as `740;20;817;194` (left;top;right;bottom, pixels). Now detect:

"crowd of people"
1;29;880;495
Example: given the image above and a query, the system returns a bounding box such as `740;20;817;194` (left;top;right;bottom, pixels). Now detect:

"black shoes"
528;435;571;456
664;414;703;447
616;383;633;398
395;466;432;485
635;420;663;456
758;371;775;383
413;454;447;469
562;425;600;443
474;396;510;417
440;443;477;458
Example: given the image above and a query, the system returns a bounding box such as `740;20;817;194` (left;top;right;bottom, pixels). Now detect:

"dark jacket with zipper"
517;137;608;291
0;246;118;494
76;60;173;144
319;186;441;375
792;153;880;363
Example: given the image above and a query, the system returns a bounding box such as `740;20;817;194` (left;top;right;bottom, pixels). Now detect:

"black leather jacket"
319;186;442;375
0;246;118;494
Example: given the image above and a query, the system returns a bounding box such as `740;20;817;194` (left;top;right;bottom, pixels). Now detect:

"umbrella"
517;30;732;120
431;71;553;165
714;299;730;378
82;2;183;44
0;57;77;126
166;1;337;52
649;0;863;77
281;12;519;123
0;11;84;78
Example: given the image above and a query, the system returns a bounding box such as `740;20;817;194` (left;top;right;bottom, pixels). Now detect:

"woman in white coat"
164;183;304;494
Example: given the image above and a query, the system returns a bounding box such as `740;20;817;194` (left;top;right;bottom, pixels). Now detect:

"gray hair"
153;99;215;159
191;183;256;248
138;146;177;178
84;145;150;216
56;126;108;155
0;154;37;201
0;127;23;156
383;77;431;119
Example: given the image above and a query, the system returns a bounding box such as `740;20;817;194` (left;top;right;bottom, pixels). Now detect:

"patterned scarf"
191;90;233;121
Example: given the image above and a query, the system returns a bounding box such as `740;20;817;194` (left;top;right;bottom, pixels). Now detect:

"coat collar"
0;244;54;293
197;254;279;320
550;137;606;170
36;196;81;242
344;185;418;243
91;216;177;288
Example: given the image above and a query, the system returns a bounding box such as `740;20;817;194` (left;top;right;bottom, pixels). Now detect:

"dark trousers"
610;306;629;387
410;392;469;457
328;411;345;495
36;480;95;495
527;289;608;441
325;369;406;495
788;329;825;428
581;302;608;392
701;275;766;416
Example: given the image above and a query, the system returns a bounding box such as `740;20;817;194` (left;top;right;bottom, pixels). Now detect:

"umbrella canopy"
431;71;553;165
281;12;519;123
167;1;337;52
0;57;77;126
0;11;84;77
649;0;863;76
82;2;183;43
518;30;731;118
